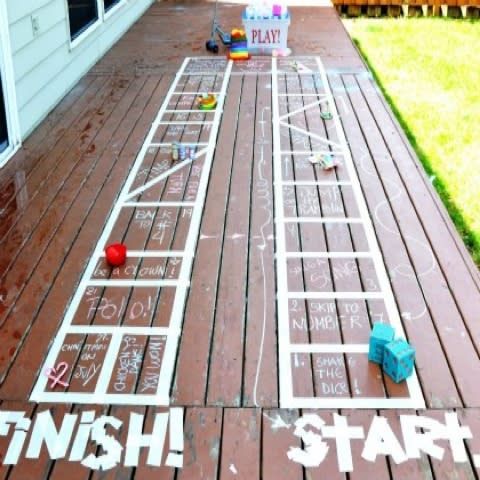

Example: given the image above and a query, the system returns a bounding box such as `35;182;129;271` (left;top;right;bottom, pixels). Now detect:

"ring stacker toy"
308;153;338;171
196;93;217;110
228;28;250;61
206;0;232;53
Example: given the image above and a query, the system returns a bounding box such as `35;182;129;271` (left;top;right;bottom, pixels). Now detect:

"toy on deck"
368;322;395;364
206;0;232;53
368;322;416;384
308;152;338;171
320;110;333;120
196;93;217;110
291;60;312;74
382;339;416;384
105;243;127;267
171;142;196;162
228;28;250;61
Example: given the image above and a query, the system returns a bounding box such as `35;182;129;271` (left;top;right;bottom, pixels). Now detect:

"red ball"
105;243;127;267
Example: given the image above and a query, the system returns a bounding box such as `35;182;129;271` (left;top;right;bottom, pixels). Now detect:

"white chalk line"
279;121;342;149
272;57;294;403
285;252;373;259
289;344;368;354
279;98;329;122
252;105;273;407
156;121;214;126
99;250;187;258
86;279;188;288
122;201;195;208
280;180;351;186
279;217;363;224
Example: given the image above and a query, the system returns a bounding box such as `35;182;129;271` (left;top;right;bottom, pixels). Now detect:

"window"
104;0;122;12
67;0;99;40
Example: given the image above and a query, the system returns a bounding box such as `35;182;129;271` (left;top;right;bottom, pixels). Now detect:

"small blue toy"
382;338;416;383
368;322;395;364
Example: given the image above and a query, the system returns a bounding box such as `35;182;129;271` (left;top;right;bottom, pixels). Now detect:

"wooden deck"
1;2;480;478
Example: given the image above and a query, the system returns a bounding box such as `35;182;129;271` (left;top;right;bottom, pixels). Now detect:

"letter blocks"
368;322;395;364
382;339;416;384
368;323;416;383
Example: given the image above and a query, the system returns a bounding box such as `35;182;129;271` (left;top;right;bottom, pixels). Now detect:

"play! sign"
243;18;290;51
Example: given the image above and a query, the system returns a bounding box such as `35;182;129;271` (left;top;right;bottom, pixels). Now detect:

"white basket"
242;13;290;54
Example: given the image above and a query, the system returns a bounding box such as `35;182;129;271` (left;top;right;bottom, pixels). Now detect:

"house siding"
5;0;155;139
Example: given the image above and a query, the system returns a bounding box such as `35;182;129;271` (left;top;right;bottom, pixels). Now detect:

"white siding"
6;0;155;139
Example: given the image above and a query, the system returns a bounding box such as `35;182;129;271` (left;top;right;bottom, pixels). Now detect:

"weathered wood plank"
219;408;261;478
48;404;105;480
342;409;390;479
357;73;480;354
0;76;171;398
262;409;304;480
381;409;434;479
0;75;99;203
177;407;222;479
172;74;242;406
427;410;476;479
243;75;278;407
0;76;145;337
206;75;256;407
347;72;480;406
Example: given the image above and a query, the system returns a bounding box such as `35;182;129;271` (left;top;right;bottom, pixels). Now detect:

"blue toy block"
368;322;395;364
382;338;415;383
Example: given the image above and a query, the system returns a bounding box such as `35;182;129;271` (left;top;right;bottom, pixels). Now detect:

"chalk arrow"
263;412;291;431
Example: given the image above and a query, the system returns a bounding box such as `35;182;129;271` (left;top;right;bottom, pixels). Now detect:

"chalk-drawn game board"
31;57;424;410
30;58;233;405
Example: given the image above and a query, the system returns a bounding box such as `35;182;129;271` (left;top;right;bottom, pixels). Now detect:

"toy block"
368;322;395;364
382;339;416;383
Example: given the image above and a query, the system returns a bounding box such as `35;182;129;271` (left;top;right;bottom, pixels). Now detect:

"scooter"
205;0;232;53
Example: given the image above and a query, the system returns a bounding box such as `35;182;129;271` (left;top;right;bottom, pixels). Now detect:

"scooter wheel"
206;39;218;53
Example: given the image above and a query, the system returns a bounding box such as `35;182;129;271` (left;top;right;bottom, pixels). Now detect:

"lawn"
343;17;480;265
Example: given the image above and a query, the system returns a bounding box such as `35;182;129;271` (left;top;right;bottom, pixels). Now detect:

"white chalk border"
30;58;233;405
272;56;425;409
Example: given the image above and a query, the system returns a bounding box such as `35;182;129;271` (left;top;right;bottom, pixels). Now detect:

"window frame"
103;0;126;19
0;0;21;169
67;0;128;49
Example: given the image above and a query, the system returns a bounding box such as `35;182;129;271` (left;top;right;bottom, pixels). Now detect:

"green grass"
343;17;480;265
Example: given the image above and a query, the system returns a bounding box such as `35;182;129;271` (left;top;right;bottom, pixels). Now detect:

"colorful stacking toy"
228;28;249;61
196;93;217;110
368;322;416;384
